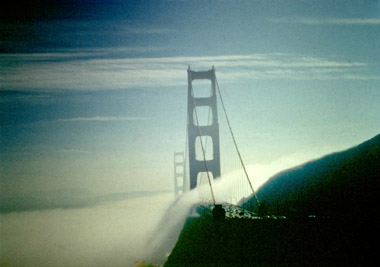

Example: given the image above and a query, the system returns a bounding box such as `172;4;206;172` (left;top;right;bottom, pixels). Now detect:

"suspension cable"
189;72;216;205
215;78;260;206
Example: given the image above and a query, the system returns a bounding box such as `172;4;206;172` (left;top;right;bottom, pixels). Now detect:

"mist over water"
1;151;333;266
1;194;173;267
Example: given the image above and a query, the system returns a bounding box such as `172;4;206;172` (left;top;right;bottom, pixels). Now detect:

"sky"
2;0;379;199
1;0;380;265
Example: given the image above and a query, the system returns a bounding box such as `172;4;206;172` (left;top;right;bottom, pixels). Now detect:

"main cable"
215;78;260;206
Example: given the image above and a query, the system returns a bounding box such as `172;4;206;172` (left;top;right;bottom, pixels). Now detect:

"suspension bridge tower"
173;151;187;196
187;66;221;190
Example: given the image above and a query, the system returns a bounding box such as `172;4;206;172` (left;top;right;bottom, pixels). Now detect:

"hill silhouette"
166;134;380;266
244;134;380;219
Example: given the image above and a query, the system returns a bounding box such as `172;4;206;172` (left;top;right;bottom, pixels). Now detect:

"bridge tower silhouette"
187;66;221;190
173;151;187;196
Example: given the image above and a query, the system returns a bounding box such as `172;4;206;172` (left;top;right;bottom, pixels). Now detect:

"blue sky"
1;0;380;200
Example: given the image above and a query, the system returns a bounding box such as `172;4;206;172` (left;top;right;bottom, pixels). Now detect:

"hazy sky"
1;0;380;200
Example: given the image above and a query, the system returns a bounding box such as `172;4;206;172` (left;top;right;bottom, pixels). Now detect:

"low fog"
1;193;177;266
1;151;337;266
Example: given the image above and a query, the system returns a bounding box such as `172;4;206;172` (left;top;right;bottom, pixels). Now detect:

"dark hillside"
166;135;380;266
165;215;378;266
245;134;380;218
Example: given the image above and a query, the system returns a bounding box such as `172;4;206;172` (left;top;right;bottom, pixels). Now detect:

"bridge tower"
173;151;187;196
187;66;221;190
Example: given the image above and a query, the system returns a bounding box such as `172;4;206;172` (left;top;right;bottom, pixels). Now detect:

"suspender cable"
189;72;216;205
215;78;260;206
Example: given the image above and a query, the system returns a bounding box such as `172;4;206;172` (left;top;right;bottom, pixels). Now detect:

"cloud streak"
0;46;167;62
54;116;151;122
270;17;380;25
20;116;151;127
1;53;377;91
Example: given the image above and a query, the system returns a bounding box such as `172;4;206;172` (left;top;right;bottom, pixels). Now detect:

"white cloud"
0;53;376;91
54;116;151;122
22;116;151;127
0;46;167;62
270;17;380;25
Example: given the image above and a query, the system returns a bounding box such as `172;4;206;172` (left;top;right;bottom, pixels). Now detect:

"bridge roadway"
196;203;263;219
164;204;378;266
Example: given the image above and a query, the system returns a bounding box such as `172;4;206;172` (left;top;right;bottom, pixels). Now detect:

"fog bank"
1;151;336;266
1;193;173;267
